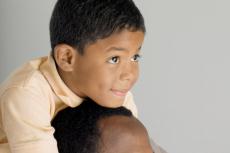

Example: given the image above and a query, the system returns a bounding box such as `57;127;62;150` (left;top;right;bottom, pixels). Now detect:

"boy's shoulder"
0;56;50;97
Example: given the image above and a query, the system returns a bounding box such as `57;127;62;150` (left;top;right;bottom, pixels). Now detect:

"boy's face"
66;29;144;107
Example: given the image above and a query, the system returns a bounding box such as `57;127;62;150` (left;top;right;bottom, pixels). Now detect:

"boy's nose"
119;64;138;82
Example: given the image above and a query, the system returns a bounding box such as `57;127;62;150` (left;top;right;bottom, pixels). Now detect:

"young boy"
0;0;145;153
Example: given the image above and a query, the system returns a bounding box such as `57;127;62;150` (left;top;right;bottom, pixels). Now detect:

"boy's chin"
94;96;125;108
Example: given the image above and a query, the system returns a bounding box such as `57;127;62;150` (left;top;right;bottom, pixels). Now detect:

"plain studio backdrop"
1;1;230;153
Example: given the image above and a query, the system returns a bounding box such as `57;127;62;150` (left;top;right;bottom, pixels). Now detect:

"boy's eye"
131;54;142;62
108;56;120;64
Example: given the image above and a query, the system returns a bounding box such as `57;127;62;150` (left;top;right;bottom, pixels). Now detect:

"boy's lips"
111;89;128;97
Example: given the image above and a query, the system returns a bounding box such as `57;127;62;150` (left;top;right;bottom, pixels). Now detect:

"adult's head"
52;99;153;153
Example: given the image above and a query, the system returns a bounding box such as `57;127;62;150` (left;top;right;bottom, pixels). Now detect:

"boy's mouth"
111;89;128;97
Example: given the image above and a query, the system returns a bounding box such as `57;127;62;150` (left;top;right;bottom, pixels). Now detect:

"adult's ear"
54;44;78;72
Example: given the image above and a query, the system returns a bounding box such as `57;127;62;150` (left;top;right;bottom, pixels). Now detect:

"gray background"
1;1;230;153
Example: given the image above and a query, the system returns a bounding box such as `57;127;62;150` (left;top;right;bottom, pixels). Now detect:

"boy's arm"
122;91;138;118
1;87;59;153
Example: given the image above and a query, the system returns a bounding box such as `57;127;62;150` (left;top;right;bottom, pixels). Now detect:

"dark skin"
98;115;153;153
54;29;144;108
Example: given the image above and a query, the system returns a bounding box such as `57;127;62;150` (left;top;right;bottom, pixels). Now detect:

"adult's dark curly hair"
51;98;132;153
50;0;145;55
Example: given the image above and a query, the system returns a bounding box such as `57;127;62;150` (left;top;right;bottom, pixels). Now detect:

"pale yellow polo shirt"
0;55;138;153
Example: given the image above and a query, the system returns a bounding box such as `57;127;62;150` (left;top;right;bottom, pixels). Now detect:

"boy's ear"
54;44;78;72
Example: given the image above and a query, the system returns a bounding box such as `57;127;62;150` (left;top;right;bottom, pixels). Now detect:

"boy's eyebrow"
106;46;142;52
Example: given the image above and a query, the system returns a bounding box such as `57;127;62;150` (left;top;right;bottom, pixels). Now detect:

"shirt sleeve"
0;87;59;153
122;91;138;118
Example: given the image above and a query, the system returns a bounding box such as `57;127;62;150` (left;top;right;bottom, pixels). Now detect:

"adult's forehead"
98;115;145;133
98;115;153;153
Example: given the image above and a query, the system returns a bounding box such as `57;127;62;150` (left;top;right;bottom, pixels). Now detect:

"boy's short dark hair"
51;98;132;153
50;0;145;55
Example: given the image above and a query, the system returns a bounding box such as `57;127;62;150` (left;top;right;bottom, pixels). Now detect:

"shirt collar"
40;54;83;107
